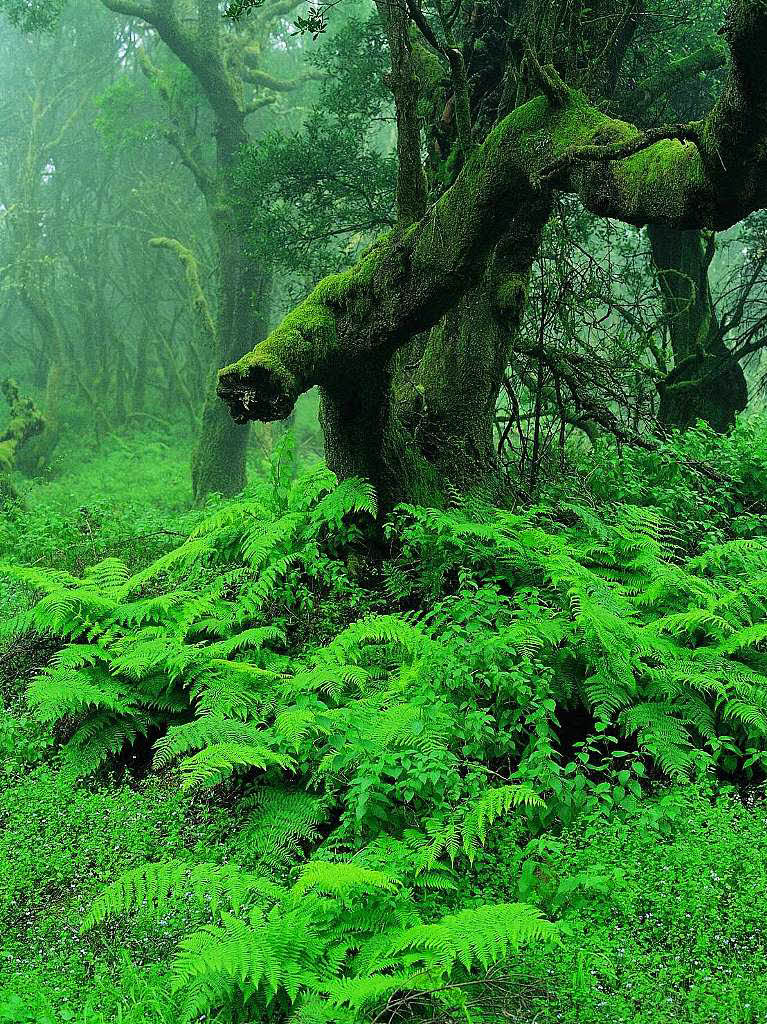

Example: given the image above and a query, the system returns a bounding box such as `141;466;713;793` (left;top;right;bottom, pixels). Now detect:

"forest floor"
1;430;767;1024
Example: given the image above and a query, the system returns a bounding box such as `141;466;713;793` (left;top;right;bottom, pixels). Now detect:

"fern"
0;460;375;779
88;855;555;1021
179;743;295;790
420;785;544;866
236;787;330;868
83;860;283;929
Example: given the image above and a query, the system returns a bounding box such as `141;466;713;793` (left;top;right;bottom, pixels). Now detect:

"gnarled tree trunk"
649;225;747;432
218;0;767;511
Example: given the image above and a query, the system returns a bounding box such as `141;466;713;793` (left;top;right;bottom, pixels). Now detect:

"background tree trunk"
649;225;747;432
192;227;271;500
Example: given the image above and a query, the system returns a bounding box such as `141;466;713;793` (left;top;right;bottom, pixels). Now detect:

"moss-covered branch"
536;122;701;188
634;40;727;110
242;67;322;92
149;237;217;349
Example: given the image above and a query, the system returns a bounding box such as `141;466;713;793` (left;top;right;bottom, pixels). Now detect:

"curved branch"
102;0;243;128
149;237;217;350
634;39;727;109
242;67;322;92
100;0;155;18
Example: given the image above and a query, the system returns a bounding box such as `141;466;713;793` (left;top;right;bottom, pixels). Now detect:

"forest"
2;0;767;1020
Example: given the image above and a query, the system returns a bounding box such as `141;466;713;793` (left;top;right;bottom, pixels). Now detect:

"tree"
648;225;747;431
217;0;767;512
100;0;317;499
612;0;749;432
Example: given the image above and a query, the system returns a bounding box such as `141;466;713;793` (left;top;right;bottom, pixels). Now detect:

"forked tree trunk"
315;224;543;511
649;225;747;432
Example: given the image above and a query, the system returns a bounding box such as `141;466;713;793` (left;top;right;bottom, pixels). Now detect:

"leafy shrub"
573;418;767;549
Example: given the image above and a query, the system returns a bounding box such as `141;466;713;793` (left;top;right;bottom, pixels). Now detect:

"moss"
550;92;627;153
617;139;706;219
219;290;338;415
0;441;14;474
409;36;446;95
502;94;549;137
495;274;528;316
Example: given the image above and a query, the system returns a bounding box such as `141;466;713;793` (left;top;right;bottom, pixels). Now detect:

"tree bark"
649;225;747;432
192;222;271;499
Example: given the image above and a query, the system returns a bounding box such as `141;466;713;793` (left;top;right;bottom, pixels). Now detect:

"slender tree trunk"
649;225;747;432
16;294;65;475
132;332;148;415
191;219;271;500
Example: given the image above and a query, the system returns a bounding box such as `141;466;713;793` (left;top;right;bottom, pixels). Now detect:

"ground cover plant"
1;422;767;1023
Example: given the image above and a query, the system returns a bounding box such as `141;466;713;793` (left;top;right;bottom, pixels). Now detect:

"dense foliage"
0;421;766;1022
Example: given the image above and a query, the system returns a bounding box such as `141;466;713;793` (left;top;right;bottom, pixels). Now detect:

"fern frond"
291;861;402;898
179;742;295;790
379;902;556;974
83;860;283;930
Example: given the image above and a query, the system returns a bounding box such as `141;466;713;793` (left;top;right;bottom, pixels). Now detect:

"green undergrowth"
0;766;234;1024
1;429;767;1022
1;426;195;573
2;768;767;1024
568;417;767;548
475;783;767;1024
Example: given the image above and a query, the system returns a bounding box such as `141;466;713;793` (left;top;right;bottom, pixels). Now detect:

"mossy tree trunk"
0;379;45;502
118;0;760;511
649;225;747;432
192;226;272;499
102;0;296;499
